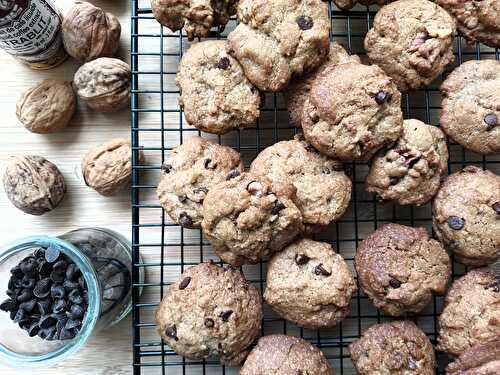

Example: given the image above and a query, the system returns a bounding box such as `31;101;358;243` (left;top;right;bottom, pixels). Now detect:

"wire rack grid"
130;0;500;374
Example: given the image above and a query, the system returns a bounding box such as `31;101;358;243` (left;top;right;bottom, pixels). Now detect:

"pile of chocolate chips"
0;246;88;341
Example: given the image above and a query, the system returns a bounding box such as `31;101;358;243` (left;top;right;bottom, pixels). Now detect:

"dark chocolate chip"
10;265;23;279
204;158;215;169
447;216;465;230
0;298;16;312
59;327;74;340
179;277;191;290
52;259;68;273
179;212;193;227
20;258;37;275
375;91;391;104
295;254;310;265
50;270;65;283
484;113;498;130
17;289;33;302
271;200;286;214
227;170;241;179
70;304;85;318
216;57;231;70
53;299;67;314
38;261;52;276
65;318;82;330
39;327;56;340
45;246;61;263
34;248;46;259
219;310;233;322
21;277;35;289
165;325;178;341
161;163;172;173
389;278;401;288
78;276;86;289
493;202;500;214
13;308;27;323
19;299;37;312
39;315;57;329
9;310;16;321
204;318;214;328
314;264;331;276
28;323;40;337
51;285;66;300
296;15;314;30
66;264;80;281
68;289;83;305
322;168;331;175
37;299;52;315
63;280;79;291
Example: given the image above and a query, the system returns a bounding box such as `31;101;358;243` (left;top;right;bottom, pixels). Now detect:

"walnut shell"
82;139;141;196
62;1;121;63
16;80;76;134
3;156;66;215
73;58;131;112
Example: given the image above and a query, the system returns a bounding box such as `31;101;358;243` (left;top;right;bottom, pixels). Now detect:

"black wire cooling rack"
130;0;500;373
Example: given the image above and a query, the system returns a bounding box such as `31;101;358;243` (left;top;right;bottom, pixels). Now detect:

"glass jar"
0;228;143;367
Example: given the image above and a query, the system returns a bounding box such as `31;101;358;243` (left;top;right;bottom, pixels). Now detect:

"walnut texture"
62;1;121;62
2;156;66;215
16;80;76;134
73;57;131;112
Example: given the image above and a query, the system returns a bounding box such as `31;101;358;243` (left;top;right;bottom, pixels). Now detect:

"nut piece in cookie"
62;1;121;62
284;41;361;127
176;40;261;135
157;136;244;228
355;223;451;316
3;156;66;215
82;139;141;196
446;335;500;374
349;321;436;375
73;57;131;112
155;262;262;364
440;60;500;155
151;0;236;41
250;135;352;232
432;166;500;266
302;62;403;161
437;0;500;48
227;0;330;92
365;119;448;205
437;268;500;357
201;172;303;266
264;238;357;329
16;80;76;134
240;334;334;375
365;0;456;91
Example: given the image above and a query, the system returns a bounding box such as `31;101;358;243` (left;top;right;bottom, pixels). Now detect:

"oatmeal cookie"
446;335;500;374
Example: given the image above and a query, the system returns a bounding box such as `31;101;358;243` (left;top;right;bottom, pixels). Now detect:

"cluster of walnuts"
4;2;137;216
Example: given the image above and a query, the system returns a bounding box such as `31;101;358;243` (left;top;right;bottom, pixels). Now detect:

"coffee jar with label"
0;0;67;69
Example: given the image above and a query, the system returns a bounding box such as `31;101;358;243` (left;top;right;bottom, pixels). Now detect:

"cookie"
365;0;456;91
437;0;500;48
349;320;436;375
437;268;500;357
155;262;262;364
355;223;451;316
227;0;330;92
240;334;334;375
440;60;500;155
201;172;303;266
334;0;388;10
432;166;500;266
250;136;352;232
284;41;361;127
365;119;448;206
151;0;236;41
302;62;403;161
157;136;244;228
176;40;261;135
264;238;357;329
446;335;500;374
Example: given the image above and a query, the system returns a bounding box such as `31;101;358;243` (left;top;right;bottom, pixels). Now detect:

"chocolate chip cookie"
284;41;361;127
155;262;262;364
250;136;352;232
432;166;500;266
446;335;500;374
437;0;500;48
151;0;236;41
334;0;389;10
227;0;330;92
264;238;357;329
349;320;436;375
365;0;456;91
355;223;451;316
365;119;448;206
201;172;303;266
437;268;500;357
440;60;500;155
157;136;244;228
302;62;403;161
240;334;334;375
176;40;261;135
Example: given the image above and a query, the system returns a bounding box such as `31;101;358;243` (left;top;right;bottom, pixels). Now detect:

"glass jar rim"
0;235;101;368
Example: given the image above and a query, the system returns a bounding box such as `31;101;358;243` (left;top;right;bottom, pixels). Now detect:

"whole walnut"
63;1;121;62
82;139;141;196
3;156;66;215
73;58;131;112
16;80;76;134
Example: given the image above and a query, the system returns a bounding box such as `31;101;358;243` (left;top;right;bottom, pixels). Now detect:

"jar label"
0;0;63;63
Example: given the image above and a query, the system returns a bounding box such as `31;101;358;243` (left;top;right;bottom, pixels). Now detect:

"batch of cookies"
151;0;499;373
